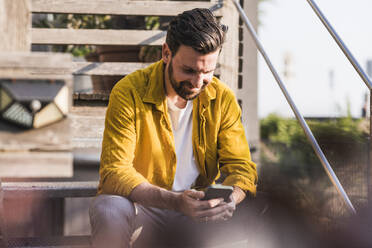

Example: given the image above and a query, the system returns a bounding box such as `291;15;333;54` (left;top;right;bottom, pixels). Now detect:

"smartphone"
202;184;233;202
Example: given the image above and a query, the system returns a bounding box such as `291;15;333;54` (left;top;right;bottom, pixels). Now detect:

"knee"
90;194;136;225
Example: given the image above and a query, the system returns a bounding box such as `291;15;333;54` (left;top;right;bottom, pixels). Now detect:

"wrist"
232;186;246;205
169;191;182;212
159;189;181;211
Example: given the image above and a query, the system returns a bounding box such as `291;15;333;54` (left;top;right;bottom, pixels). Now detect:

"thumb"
184;189;205;200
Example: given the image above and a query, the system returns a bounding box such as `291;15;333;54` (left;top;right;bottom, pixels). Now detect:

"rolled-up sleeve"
217;90;258;195
99;84;148;197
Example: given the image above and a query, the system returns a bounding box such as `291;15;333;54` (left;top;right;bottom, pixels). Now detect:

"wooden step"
5;235;90;248
2;181;98;199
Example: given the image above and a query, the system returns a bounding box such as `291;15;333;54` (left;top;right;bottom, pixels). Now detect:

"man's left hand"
199;195;236;223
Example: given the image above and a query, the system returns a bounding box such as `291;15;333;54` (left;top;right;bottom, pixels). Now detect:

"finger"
228;194;236;204
200;201;236;222
195;202;229;219
195;198;224;211
223;201;235;212
225;209;234;218
209;208;234;223
209;198;224;208
227;200;236;211
197;208;233;223
184;189;205;200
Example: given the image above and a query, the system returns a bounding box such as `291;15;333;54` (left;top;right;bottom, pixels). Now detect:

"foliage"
33;14;112;56
145;16;160;30
260;113;369;218
33;14;156;58
261;113;367;176
261;113;367;145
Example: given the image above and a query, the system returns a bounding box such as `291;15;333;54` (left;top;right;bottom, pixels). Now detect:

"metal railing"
305;0;372;211
306;0;372;90
230;0;357;214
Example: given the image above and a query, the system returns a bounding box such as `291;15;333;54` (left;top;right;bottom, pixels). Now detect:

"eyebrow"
182;65;215;74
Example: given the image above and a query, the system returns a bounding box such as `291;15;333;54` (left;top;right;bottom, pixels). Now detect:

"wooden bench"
0;181;98;248
1;181;98;199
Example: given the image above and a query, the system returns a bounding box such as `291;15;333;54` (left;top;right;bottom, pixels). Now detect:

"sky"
257;0;372;118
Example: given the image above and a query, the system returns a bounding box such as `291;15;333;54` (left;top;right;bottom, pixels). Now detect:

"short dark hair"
166;8;227;56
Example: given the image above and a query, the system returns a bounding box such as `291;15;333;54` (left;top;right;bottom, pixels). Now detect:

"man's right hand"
129;183;235;223
176;189;235;223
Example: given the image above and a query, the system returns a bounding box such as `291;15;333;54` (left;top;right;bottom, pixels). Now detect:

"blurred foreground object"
0;79;68;129
0;52;73;177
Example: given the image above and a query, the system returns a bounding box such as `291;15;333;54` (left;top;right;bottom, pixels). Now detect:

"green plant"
139;16;163;62
33;14;112;56
260;114;369;218
33;14;154;58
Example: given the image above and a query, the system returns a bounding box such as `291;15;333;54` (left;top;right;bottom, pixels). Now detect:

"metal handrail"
306;0;372;90
230;0;356;214
306;0;372;209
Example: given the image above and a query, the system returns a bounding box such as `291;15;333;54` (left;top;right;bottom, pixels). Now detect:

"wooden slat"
71;106;106;149
0;55;149;76
0;118;70;151
2;181;98;198
73;62;150;76
0;52;72;81
0;152;73;177
0;0;31;52
31;0;223;16
0;52;71;70
32;28;166;45
73;62;220;76
0;69;72;80
75;92;110;101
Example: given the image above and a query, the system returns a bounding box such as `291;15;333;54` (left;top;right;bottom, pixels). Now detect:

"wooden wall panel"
0;152;73;178
73;62;150;76
70;106;106;149
0;0;31;52
32;29;166;46
31;0;223;16
237;0;260;163
218;0;239;93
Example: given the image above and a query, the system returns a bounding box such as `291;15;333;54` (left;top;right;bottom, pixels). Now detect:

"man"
90;8;258;248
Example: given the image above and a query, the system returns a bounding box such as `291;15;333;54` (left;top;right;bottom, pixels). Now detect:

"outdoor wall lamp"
0;79;68;129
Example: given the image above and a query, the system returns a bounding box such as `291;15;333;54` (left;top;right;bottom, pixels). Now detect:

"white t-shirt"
167;99;199;191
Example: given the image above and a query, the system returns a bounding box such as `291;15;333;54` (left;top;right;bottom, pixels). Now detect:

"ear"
162;43;171;63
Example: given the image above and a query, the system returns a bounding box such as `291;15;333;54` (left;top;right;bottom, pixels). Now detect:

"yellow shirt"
98;60;257;197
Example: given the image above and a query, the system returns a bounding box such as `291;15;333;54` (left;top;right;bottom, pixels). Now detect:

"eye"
183;68;195;74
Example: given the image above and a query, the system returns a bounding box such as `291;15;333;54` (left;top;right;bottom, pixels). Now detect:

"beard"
168;59;206;101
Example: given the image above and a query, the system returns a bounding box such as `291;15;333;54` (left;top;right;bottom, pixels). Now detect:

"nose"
191;73;205;89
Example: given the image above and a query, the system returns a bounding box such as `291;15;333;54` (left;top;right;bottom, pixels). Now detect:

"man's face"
164;45;219;100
